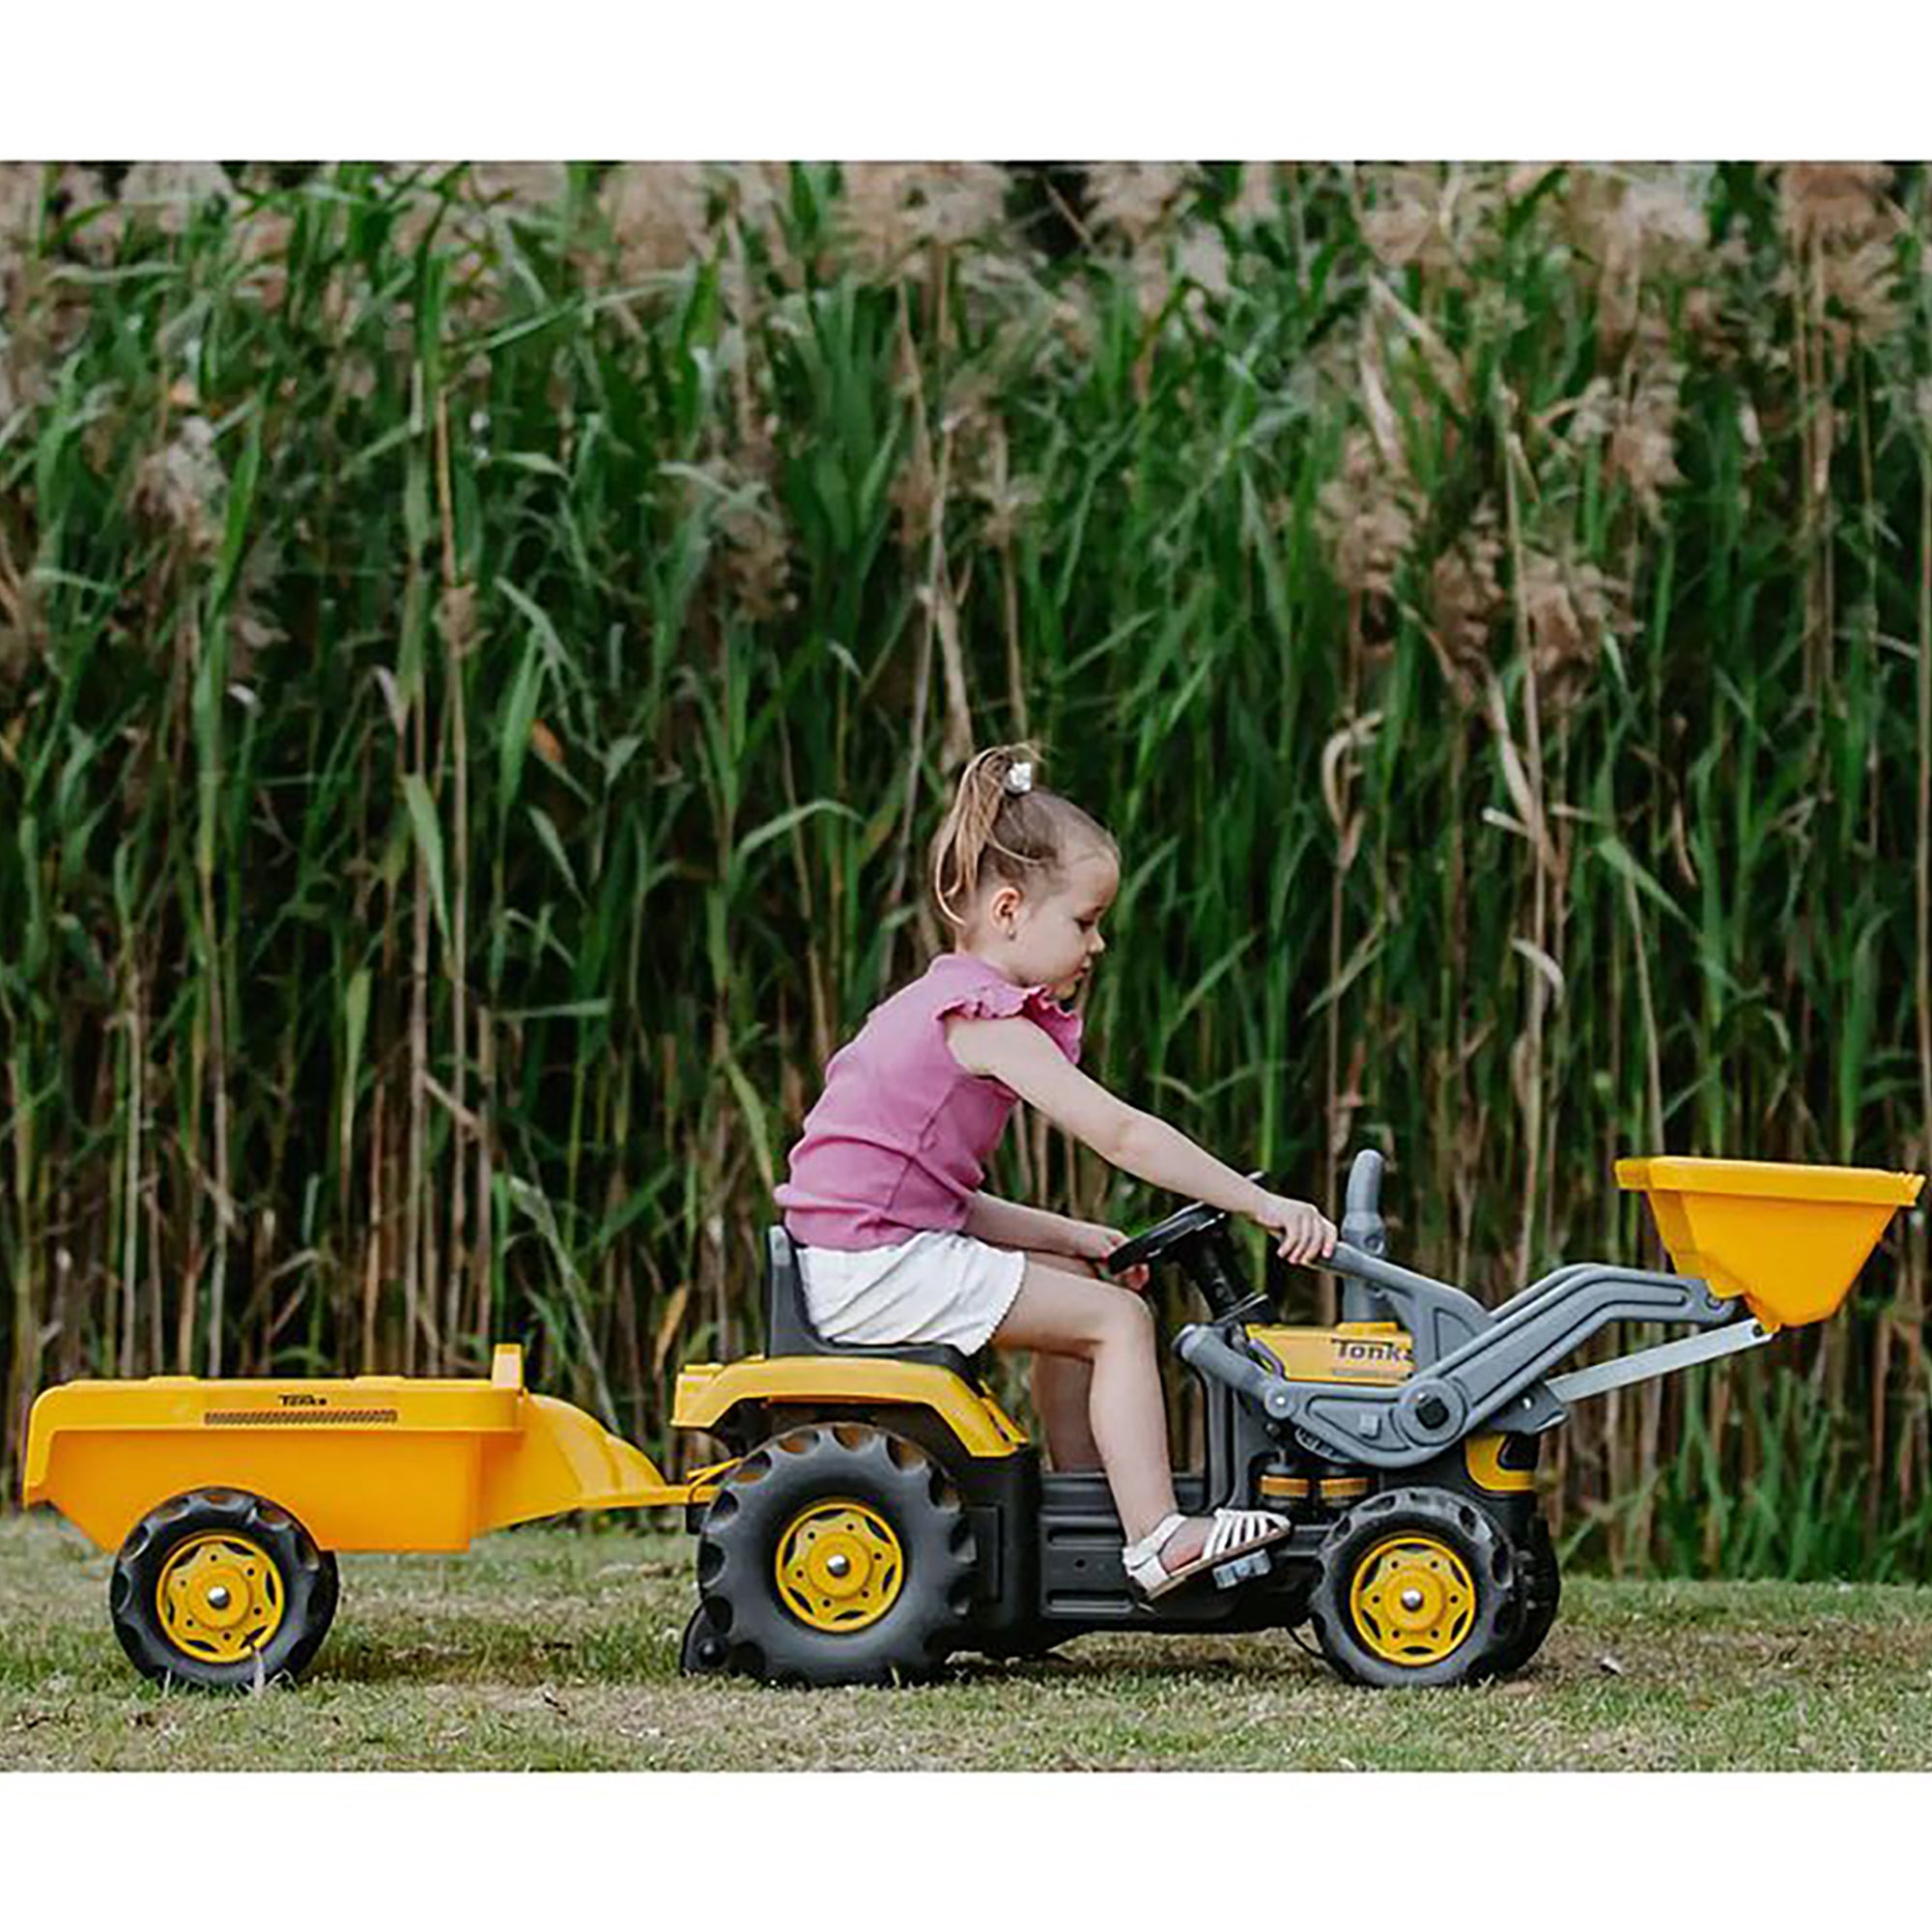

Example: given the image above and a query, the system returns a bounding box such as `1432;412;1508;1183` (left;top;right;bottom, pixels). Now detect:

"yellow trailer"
21;1344;729;1688
22;1343;708;1552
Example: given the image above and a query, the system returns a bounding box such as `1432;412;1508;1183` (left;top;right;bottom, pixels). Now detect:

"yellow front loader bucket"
22;1345;711;1553
1616;1156;1923;1330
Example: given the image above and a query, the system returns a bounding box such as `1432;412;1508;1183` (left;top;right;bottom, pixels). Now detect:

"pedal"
1211;1549;1272;1591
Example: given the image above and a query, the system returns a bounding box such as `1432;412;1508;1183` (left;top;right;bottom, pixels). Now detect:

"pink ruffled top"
775;951;1084;1250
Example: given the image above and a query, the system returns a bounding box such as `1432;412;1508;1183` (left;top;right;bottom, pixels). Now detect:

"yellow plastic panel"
1463;1434;1535;1494
473;1394;687;1533
1615;1156;1922;1329
1246;1324;1413;1385
671;1356;1027;1457
26;1421;490;1552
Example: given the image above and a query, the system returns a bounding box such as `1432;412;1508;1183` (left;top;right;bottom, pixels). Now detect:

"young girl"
773;744;1337;1598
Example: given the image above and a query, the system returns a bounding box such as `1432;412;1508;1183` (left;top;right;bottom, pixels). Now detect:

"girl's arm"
946;1014;1336;1264
964;1191;1153;1289
961;1192;1095;1253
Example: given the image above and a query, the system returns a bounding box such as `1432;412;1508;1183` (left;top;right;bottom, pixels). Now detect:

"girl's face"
978;843;1120;999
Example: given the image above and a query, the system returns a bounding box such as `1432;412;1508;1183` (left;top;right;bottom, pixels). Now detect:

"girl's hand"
1248;1191;1338;1266
1064;1219;1151;1293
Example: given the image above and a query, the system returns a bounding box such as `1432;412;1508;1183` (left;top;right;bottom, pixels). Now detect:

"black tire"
109;1489;339;1691
1488;1514;1560;1677
696;1421;976;1687
1310;1487;1519;1689
678;1600;734;1677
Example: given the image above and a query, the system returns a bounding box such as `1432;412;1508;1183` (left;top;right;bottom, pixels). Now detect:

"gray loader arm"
1179;1242;1740;1471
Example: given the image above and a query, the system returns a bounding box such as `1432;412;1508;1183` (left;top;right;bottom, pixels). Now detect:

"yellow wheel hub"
1349;1533;1476;1666
156;1532;285;1663
775;1499;904;1633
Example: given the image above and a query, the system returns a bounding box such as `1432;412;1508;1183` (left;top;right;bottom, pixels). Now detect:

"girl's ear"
987;882;1023;935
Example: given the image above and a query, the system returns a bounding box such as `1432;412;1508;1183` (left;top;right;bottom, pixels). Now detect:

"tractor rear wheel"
695;1421;976;1687
1310;1487;1519;1689
110;1488;339;1690
678;1600;733;1676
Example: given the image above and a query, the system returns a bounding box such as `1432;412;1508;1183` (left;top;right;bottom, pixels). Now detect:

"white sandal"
1122;1508;1293;1601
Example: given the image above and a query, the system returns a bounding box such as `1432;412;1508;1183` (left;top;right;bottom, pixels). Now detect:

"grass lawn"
4;1512;1931;1772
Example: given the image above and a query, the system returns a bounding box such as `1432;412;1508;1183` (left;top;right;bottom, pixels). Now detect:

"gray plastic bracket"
1212;1549;1273;1590
1325;1241;1492;1369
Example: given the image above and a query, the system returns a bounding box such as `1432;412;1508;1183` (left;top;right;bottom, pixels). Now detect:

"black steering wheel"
1101;1197;1233;1275
1102;1171;1272;1276
1101;1180;1273;1323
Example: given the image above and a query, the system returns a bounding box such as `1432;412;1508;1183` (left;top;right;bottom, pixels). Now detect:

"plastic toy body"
23;1344;707;1553
20;1149;1921;1692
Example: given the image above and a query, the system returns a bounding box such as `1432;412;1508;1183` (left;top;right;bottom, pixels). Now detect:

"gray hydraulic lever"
1544;1319;1773;1403
1176;1325;1293;1417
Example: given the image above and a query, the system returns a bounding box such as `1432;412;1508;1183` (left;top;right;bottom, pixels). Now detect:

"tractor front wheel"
1489;1513;1561;1677
1310;1487;1519;1689
678;1601;733;1676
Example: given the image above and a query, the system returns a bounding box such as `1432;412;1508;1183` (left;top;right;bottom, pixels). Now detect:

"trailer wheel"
1489;1514;1560;1676
1311;1487;1518;1689
696;1422;976;1687
109;1489;339;1691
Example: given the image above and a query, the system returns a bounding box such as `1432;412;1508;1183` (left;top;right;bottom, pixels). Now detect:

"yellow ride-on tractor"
676;1150;1921;1688
20;1151;1921;1691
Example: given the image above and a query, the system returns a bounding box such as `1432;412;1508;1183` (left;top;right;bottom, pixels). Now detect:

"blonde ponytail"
929;743;1115;928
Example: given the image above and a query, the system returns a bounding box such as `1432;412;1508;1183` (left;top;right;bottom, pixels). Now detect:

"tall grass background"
1;160;1927;1577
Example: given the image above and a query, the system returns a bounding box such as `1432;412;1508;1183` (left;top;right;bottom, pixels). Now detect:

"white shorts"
797;1230;1029;1354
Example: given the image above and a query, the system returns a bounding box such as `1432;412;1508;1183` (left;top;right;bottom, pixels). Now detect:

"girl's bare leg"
1021;1250;1100;1471
1031;1352;1100;1469
991;1258;1209;1564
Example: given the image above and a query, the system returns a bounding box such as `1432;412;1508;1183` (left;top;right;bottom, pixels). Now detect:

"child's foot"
1122;1508;1293;1600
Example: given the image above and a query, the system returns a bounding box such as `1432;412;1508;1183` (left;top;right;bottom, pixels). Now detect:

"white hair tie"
1004;761;1035;795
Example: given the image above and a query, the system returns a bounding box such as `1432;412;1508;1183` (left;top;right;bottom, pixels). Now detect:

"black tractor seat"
763;1227;987;1385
